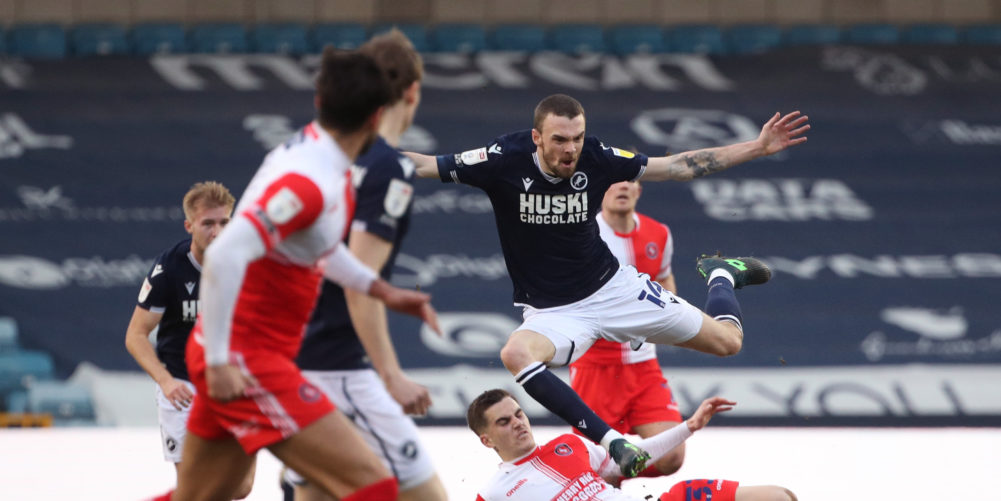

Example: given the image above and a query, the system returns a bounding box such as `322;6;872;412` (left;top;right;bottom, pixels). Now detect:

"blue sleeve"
597;141;648;182
353;154;415;243
435;143;503;189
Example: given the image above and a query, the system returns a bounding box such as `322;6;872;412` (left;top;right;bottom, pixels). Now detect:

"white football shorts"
155;379;196;463
284;369;436;490
518;265;704;366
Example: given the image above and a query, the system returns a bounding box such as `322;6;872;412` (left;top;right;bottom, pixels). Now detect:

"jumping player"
150;49;438;501
467;388;797;501
285;30;447;501
570;179;685;478
125;181;256;499
406;94;809;477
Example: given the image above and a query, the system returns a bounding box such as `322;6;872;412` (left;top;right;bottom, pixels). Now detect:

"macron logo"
184;281;196;295
578;419;587;429
522;177;534;192
488;143;502;155
151;264;164;278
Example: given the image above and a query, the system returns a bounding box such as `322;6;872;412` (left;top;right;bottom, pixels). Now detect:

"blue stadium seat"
783;24;842;46
608;25;667;55
962;24;1001;45
71;23;131;56
372;24;430;52
490;24;548;52
0;350;55;394
311;23;368;50
668;25;725;54
4;390;27;413
252;23;309;54
132;23;188;54
26;381;96;424
903;24;959;44
190;23;249;54
551;24;606;54
432;23;487;53
726;24;782;54
845;23;900;45
0;317;18;353
8;23;67;59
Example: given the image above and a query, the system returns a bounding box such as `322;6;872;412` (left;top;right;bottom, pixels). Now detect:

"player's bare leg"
172;434;256;501
633;420;685;475
171;455;256;500
269;410;394;498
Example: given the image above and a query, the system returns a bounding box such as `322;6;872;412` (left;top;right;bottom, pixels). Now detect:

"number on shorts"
637;279;666;308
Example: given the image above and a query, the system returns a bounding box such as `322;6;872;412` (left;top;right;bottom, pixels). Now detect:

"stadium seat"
190;23;249;54
608;25;667;55
903;24;959;44
551;24;606;54
252;23;309;54
372;24;430;52
4;390;27;413
132;23;189;54
783;24;842;46
311;23;368;50
668;25;726;54
963;24;1001;45
26;381;96;424
845;23;900;45
71;23;131;56
726;24;783;54
8;23;67;59
0;317;18;353
432;23;487;53
0;350;55;394
490;24;549;52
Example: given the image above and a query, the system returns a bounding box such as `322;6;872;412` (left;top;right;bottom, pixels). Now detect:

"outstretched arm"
641;111;809;182
404;151;440;179
597;396;736;481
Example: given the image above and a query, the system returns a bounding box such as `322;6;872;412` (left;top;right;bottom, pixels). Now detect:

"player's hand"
160;377;194;410
685;396;736;432
370;279;441;335
757;111;810;155
386;372;433;416
205;364;256;403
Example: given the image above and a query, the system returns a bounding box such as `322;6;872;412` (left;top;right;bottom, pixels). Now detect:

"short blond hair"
182;181;234;221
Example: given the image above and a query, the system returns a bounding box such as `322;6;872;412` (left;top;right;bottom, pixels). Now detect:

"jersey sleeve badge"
383;178;414;218
459;147;489;165
265;187;305;224
138;277;153;303
611;147;635;158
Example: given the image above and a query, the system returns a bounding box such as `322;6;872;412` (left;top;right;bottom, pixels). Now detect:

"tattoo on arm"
683;151;724;178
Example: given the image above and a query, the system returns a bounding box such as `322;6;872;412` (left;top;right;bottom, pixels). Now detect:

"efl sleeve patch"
611;147;635;158
383;178;414;218
459;147;489;165
137;277;153;303
247;172;324;247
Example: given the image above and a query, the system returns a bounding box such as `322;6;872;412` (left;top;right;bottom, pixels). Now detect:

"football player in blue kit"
284;30;447;501
125;181;256;498
406;94;809;478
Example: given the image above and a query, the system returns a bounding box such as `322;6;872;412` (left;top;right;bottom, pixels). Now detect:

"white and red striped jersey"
575;211;673;365
476;433;642;501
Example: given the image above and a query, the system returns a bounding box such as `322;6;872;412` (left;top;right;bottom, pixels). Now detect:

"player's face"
602;181;641;215
480;397;536;461
185;204;232;256
533;113;585;180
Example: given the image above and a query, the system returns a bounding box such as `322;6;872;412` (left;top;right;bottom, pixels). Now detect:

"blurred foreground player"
286;30;447;501
126;181;256;499
149;49;439;501
467;389;797;501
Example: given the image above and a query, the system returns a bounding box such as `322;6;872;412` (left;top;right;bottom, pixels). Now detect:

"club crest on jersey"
570;172;588;190
384;178;414;218
645;242;659;259
298;382;322;403
458;147;488;165
554;443;573;456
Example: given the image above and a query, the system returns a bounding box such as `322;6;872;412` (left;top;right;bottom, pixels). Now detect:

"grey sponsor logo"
418;312;519;358
0;254;151;289
861;307;1001;362
0;113;73;159
0;186;184;223
631;108;760;152
244;113;436;152
691;178;873;221
765;253;1001;279
411;189;493;214
822;47;926;95
392;253;507;288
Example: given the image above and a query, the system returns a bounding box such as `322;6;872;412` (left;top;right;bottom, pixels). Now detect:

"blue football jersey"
136;238;201;381
437;130;647;308
297;136;416;371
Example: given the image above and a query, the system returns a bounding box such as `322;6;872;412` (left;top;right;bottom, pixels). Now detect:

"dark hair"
466;388;515;435
315;47;392;132
533;94;585;131
359;28;423;103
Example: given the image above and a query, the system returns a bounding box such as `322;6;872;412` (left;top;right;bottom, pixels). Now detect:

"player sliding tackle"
406;94;808;477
